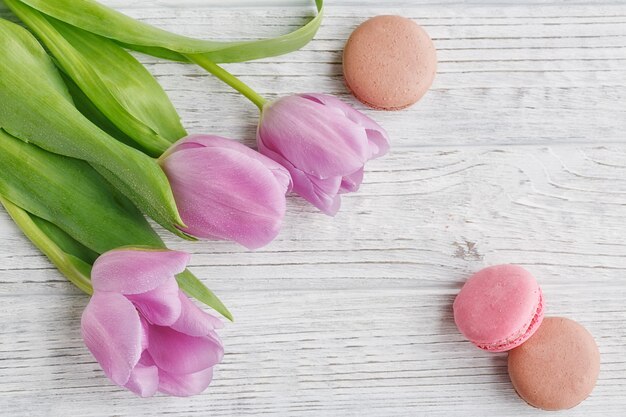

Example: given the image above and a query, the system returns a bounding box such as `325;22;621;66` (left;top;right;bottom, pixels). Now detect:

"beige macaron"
343;15;437;110
508;317;600;410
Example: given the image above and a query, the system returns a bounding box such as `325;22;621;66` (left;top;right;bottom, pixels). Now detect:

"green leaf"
61;72;149;153
15;0;324;63
0;18;185;235
0;128;163;253
0;197;94;294
6;0;186;157
177;270;233;322
31;215;100;265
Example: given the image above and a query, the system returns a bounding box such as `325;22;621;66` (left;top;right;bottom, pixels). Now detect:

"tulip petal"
124;361;159;398
162;146;287;249
81;292;144;386
172;291;224;337
148;325;224;375
173;134;292;192
339;168;364;194
127;277;182;326
158;367;214;397
257;142;342;216
91;249;190;294
365;129;390;160
309;175;342;212
139;315;150;351
259;95;370;179
299;94;390;159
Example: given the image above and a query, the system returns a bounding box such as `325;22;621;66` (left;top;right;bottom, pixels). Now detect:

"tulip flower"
81;248;224;397
159;135;291;250
187;57;390;216
257;93;389;215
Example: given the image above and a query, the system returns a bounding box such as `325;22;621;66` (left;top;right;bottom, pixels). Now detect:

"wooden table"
1;0;625;415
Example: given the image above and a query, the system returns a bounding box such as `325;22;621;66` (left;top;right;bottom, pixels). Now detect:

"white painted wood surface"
1;1;625;415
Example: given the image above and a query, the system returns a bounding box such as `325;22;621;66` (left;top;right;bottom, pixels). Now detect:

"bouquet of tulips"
0;0;389;397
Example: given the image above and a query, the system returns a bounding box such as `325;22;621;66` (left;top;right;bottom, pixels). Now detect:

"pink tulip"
159;134;291;249
81;248;224;397
257;93;390;215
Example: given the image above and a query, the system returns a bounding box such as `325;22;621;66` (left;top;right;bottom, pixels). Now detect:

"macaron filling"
475;290;545;352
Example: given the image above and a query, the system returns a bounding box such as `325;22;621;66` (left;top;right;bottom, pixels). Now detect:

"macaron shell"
508;317;600;410
453;264;543;351
478;289;544;352
343;15;437;110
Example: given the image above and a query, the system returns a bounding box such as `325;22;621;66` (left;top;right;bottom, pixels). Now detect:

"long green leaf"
61;72;148;152
31;215;100;265
15;0;324;63
177;270;233;322
0;18;186;236
6;0;186;157
0;129;163;253
1;197;94;295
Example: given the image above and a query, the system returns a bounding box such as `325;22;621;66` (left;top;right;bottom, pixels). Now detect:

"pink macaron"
453;265;545;352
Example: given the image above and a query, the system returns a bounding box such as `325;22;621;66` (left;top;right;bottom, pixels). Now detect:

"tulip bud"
257;93;389;215
81;248;224;397
159;135;291;249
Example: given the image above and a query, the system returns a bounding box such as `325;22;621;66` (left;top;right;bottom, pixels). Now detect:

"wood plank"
0;288;624;416
1;3;624;148
85;4;626;147
2;144;626;291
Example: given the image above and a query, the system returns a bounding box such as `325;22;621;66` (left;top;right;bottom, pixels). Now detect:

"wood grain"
0;1;625;416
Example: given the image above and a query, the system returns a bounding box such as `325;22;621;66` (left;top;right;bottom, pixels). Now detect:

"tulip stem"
0;197;93;295
186;54;267;111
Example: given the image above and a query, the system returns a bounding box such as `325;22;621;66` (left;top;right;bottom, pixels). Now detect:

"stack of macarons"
453;265;600;411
